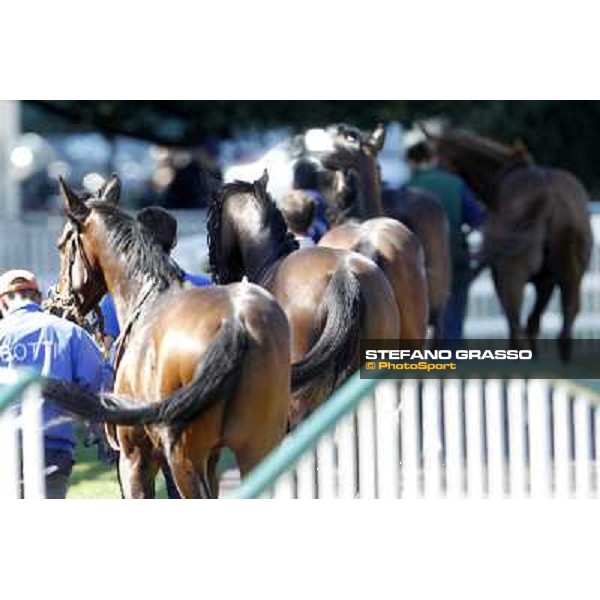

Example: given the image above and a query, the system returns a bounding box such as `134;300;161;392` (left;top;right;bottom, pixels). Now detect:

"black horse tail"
351;238;384;269
41;316;248;433
291;263;363;397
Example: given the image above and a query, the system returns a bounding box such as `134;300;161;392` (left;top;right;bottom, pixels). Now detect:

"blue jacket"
0;303;105;453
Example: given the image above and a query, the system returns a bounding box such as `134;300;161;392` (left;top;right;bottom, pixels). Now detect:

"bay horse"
207;171;399;428
382;186;451;343
313;122;445;343
431;127;593;359
315;159;429;342
42;175;291;498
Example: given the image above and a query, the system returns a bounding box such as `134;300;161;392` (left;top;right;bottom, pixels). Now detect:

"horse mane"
439;128;533;168
88;200;183;291
207;180;299;284
435;128;534;206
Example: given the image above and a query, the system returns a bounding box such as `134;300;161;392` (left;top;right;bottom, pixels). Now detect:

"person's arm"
460;183;486;229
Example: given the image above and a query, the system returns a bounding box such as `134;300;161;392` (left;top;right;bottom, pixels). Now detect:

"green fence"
0;370;40;415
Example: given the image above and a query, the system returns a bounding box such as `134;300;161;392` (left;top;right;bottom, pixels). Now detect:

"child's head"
280;190;316;236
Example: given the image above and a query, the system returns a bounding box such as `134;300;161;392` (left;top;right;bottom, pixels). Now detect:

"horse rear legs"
526;277;555;354
558;279;582;362
165;445;219;499
117;427;160;499
492;268;527;349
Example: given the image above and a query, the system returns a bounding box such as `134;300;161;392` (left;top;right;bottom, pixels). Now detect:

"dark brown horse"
42;175;291;498
316;166;429;341
432;127;593;359
382;186;451;343
314;122;446;342
207;171;399;428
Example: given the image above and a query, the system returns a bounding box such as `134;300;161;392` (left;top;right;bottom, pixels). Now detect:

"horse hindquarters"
360;241;428;342
355;260;400;341
283;251;399;428
222;297;291;478
544;170;592;360
320;220;428;342
287;264;366;427
117;285;289;498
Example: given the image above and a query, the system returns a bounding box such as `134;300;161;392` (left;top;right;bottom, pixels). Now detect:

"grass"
66;425;238;499
67;426;168;499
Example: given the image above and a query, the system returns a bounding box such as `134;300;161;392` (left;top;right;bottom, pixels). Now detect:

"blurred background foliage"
24;101;600;173
23;100;600;194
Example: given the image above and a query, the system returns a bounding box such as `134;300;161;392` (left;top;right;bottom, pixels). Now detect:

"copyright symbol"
365;362;376;370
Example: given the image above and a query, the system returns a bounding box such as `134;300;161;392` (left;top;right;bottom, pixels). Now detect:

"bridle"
44;220;106;340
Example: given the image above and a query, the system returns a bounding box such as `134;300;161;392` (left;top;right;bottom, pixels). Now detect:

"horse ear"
98;173;121;204
59;177;88;220
256;169;269;191
366;123;386;153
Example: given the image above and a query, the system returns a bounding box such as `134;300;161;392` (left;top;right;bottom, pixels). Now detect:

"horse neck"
460;159;504;207
355;152;384;219
98;249;159;331
231;207;294;284
444;142;519;208
326;183;356;226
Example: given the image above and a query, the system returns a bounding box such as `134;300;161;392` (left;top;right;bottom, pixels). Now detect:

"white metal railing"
259;378;600;499
0;369;45;499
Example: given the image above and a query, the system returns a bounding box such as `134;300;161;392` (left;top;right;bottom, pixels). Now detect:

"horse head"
309;123;384;171
54;175;121;318
302;123;386;221
208;171;298;285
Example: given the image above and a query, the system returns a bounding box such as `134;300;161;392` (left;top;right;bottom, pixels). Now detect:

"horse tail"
41;316;248;432
351;238;384;269
291;263;363;397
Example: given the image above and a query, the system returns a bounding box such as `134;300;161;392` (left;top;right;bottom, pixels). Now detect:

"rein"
111;283;158;372
56;218;181;371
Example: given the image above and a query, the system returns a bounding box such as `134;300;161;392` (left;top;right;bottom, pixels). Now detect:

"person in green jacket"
406;141;485;340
